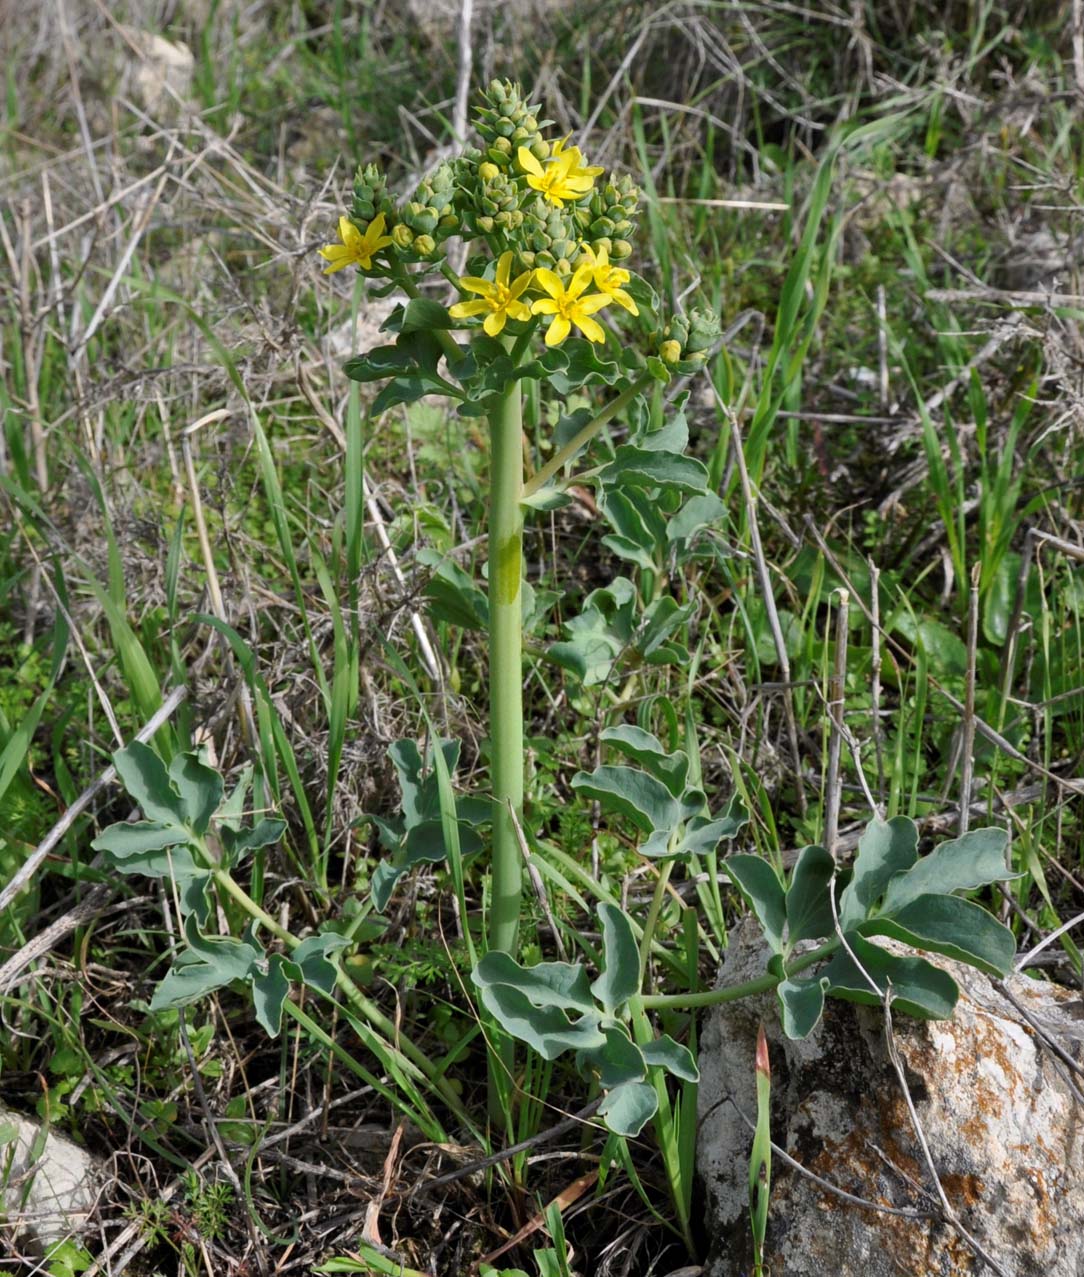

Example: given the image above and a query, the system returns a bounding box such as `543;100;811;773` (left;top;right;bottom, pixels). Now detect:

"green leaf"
418;552;489;630
541;338;625;391
777;976;827;1039
839;816;918;930
725;855;786;954
641;1033;698;1082
342;344;416;382
882;826;1015;914
598;1080;658;1138
667;796;749;860
92;820;191;861
667;493;727;544
475;983;604;1059
785;845;836;948
472;952;595;1014
399;297;454;334
167;752;223;835
289;932;352;996
582;1026;647;1089
113;741;184;826
599;725;689;797
220;818;287;867
821;934;959;1019
371;375;430;414
591;903;641;1014
571;765;681;835
600;447;709;495
860;894;1016;976
251;954;291;1036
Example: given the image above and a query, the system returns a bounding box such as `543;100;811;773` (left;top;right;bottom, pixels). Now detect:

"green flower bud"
479;161;500;181
611;239;633;260
413;234;436;257
660;340;682;364
391;223;414;250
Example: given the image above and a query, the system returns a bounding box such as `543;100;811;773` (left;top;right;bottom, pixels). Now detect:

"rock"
697;917;1084;1277
0;1105;100;1253
121;28;194;118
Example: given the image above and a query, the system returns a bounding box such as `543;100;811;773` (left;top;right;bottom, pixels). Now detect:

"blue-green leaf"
839;816;918;930
599;725;689;797
882;826;1016;914
600;448;709;495
598;1081;658;1138
92;820;191;861
777;976;827;1039
860;894;1016;976
167;752;223;835
571;765;680;835
475;983;604;1059
591;903;640;1015
821;935;959;1019
785;845;836;948
251;954;291;1037
473;952;595;1014
725;855;786;954
641;1034;698;1082
581;1026;646;1089
113;742;184;826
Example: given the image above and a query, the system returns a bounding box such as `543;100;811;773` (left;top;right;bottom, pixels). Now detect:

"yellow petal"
338;216;360;246
458;276;495;297
574;313;606;343
496;252;512;288
531;298;559;315
483;310;507;337
517;146;543;177
508;271;534;300
369;212;387;237
577;293;612;315
533;269;564;301
545;315;571;346
449;299;490;318
507;299;532;322
611;289;639;315
567;263;593;300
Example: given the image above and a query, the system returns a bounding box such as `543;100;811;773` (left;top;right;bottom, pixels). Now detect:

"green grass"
2;1;1083;1273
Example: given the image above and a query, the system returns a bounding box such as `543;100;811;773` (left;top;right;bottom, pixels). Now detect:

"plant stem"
209;864;473;1128
639;941;838;1010
487;374;525;955
639;859;675;987
522;371;653;499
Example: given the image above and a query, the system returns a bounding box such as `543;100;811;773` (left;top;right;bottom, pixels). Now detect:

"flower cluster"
318;80;645;348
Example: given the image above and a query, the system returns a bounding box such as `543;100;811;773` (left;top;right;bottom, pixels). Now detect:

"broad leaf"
667;493;727;544
839;816;918;930
785;844;836;948
641;1034;698;1082
777;976;827;1040
882;826;1015;914
598;1081;658;1138
473;952;595;1014
860;894;1016;976
591;903;640;1015
398;297;454;334
168;752;223;835
251;955;291;1037
599;725;688;797
113;742;184;826
92;820;191;860
571;765;680;835
582;1026;646;1089
821;935;959;1020
475;984;604;1059
600;448;709;495
666;795;750;860
290;932;352;996
725;855;786;955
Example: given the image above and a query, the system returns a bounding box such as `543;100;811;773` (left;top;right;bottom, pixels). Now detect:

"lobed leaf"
821;934;959;1020
591;903;641;1015
725;855;786;955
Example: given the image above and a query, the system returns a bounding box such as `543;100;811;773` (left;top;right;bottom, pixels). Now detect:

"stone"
697;917;1084;1277
0;1105;100;1254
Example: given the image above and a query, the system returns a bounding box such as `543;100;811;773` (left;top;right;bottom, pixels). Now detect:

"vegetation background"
1;0;1082;1273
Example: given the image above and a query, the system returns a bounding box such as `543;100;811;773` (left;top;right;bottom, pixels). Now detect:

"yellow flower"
579;243;638;315
318;213;393;274
551;135;604;180
530;263;611;346
449;251;534;337
517;146;595;208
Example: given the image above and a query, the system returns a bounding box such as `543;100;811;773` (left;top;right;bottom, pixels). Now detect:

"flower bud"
391;223;414;250
479;161;500;181
413;234;436;257
660;339;682;364
610;239;633;260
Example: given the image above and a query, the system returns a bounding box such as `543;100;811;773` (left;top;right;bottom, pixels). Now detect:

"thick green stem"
639;941;838;1010
487;376;525;956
